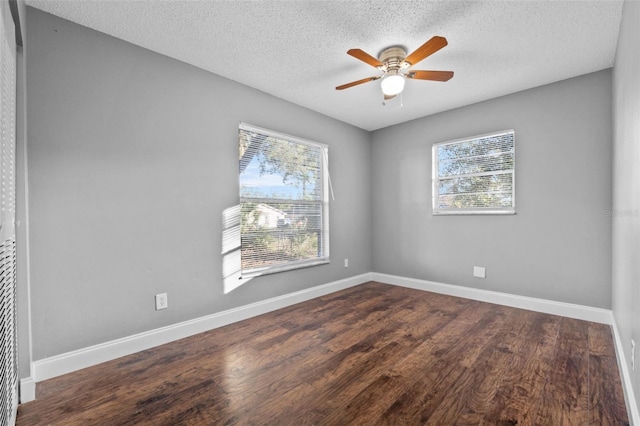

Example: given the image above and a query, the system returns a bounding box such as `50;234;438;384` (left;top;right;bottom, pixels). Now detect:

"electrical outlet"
344;258;349;268
632;340;636;371
473;266;486;279
155;293;168;310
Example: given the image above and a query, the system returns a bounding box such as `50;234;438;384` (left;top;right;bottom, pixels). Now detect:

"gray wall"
26;8;372;360
371;70;613;308
612;0;640;412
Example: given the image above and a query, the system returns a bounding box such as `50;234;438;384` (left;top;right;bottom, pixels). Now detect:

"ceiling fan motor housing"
378;46;410;73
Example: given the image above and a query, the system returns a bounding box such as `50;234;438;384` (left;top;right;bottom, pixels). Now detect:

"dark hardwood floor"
17;282;629;425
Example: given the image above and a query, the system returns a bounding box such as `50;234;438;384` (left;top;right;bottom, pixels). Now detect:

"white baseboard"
19;376;36;403
610;314;640;425
372;272;612;324
32;272;372;384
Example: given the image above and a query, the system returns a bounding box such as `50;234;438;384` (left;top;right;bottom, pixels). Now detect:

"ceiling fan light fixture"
381;73;405;96
336;37;453;99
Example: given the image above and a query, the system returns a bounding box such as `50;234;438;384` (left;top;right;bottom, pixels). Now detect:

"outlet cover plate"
473;266;486;279
155;293;168;310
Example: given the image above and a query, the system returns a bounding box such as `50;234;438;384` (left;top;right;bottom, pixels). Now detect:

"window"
432;130;515;215
239;123;329;276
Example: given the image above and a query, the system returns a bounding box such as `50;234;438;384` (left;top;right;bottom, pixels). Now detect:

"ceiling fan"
336;36;454;100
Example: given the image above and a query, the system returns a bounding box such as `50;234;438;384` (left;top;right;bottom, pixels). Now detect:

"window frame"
238;122;330;277
432;129;516;216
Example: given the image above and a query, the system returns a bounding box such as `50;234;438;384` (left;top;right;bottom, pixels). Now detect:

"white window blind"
433;130;515;215
239;123;329;276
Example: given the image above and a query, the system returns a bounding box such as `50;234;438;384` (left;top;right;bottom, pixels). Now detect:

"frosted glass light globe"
381;74;405;96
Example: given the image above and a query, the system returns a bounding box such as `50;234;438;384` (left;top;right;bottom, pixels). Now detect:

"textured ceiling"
26;0;623;131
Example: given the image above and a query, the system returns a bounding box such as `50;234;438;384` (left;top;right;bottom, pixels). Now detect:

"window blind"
433;130;515;215
239;123;329;276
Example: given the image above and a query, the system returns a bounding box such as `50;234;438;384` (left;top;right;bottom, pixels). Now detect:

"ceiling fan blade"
336;76;381;90
347;49;384;68
406;70;454;82
404;36;448;66
384;94;396;100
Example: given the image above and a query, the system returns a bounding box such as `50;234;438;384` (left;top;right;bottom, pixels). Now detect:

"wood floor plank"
481;310;561;426
283;301;463;424
380;302;513;423
17;282;629;425
534;317;591;425
588;322;630;425
422;307;525;425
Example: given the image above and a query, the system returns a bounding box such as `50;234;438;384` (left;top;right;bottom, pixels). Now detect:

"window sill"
241;258;330;278
433;210;516;216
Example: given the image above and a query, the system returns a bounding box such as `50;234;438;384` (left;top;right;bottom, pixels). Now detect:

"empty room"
0;0;638;424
